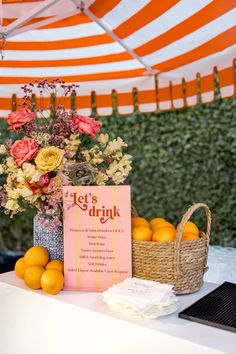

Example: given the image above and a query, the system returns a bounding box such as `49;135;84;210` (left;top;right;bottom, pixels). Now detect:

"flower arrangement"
0;79;132;229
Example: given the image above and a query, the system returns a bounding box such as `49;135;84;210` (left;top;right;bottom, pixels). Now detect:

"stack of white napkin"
103;277;178;319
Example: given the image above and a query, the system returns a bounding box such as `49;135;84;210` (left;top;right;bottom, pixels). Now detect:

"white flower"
104;137;127;156
16;169;25;183
71;140;81;147
19;186;41;203
7;174;15;185
120;154;132;164
106;153;132;184
124;164;132;174
65;135;81;155
114;151;123;159
82;150;91;162
106;161;119;177
0;145;6;154
92;156;104;165
69;134;80;141
119;155;132;173
24;193;40;203
22;162;35;175
19;187;33;198
6;157;17;171
5;199;20;211
43;133;50;141
0;164;5;175
22;163;43;183
7;189;20;200
30;170;44;183
98;133;109;145
112;171;125;185
91;149;104;165
95;171;109;185
89;145;100;155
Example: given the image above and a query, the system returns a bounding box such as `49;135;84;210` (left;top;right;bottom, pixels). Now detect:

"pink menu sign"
63;185;132;291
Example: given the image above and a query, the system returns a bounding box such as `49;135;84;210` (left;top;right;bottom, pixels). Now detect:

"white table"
0;272;235;354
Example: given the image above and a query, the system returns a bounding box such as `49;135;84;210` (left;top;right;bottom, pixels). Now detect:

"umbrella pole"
76;0;158;76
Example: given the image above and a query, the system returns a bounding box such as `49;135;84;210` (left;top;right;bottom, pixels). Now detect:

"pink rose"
7;109;36;130
10;138;38;166
71;114;102;139
36;173;50;187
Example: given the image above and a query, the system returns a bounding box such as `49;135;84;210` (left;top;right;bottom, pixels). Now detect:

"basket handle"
131;205;138;218
173;203;212;278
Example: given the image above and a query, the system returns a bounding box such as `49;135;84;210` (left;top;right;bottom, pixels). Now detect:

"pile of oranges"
14;246;64;295
132;217;200;242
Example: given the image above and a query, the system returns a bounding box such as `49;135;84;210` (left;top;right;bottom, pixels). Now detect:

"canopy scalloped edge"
0;63;235;118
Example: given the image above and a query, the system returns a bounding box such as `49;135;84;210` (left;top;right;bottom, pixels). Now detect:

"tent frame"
77;0;158;76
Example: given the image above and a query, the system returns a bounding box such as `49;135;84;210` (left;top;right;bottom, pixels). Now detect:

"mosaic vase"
33;214;64;261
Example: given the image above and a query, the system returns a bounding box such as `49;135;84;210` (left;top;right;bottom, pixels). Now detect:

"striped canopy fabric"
0;0;235;117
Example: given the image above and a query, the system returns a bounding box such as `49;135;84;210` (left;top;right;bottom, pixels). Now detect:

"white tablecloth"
205;246;236;284
0;272;235;354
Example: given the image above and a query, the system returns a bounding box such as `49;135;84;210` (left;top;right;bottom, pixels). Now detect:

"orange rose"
10;138;38;166
7;109;36;130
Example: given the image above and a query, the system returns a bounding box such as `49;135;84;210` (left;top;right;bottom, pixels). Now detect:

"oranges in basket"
152;226;176;242
131;216;200;243
14;246;64;295
132;226;152;241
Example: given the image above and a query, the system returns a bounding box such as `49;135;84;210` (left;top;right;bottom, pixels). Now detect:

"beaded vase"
33;214;64;261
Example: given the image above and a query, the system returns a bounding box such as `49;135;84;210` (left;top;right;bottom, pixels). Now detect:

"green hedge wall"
1;96;236;250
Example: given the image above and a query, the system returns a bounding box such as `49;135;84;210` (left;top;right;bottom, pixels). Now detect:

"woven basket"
132;203;212;294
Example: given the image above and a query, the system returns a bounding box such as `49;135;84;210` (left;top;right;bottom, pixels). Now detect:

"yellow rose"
35;147;64;172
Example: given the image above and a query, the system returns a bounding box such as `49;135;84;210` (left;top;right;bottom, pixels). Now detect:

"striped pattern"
0;0;235;117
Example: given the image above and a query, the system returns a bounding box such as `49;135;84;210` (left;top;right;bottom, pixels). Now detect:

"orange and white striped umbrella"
0;0;235;117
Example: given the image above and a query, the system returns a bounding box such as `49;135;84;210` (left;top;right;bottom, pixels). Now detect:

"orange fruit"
24;265;45;290
177;221;199;237
152;220;175;231
149;217;166;228
14;257;28;279
152;226;176;242
180;232;199;241
46;259;64;273
132;226;152;241
24;246;49;267
131;217;150;229
41;269;64;295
